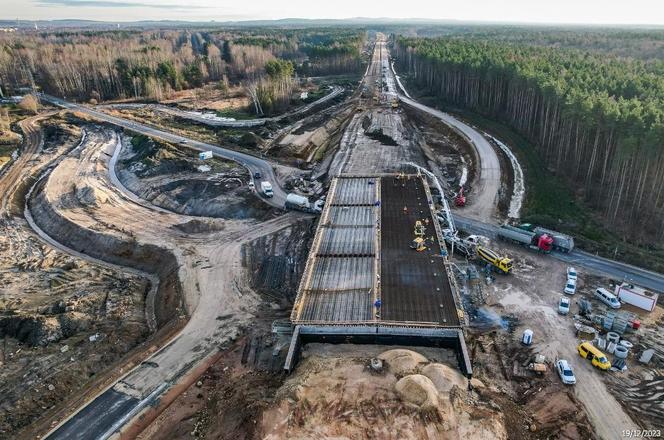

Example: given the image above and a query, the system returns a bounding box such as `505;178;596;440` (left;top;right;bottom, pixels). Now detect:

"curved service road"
38;94;288;208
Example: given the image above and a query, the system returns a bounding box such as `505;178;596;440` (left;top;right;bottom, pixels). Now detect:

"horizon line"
2;16;664;27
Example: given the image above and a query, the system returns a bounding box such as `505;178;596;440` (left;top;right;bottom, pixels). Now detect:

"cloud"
36;0;208;9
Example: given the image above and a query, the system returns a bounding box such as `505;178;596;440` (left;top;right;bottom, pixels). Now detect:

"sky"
2;0;664;25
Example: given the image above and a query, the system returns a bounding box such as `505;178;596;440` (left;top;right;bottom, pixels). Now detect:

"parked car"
555;359;576;385
577;342;611;370
564;279;577;295
558;297;571;315
567;267;578;281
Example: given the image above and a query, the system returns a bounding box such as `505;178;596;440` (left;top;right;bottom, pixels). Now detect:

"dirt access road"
0;113;55;215
26;127;301;439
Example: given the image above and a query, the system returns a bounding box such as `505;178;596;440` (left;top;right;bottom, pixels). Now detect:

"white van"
260;181;274;198
594;288;621;309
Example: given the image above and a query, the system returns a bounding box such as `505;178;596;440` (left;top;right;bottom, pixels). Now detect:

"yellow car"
577;342;611;370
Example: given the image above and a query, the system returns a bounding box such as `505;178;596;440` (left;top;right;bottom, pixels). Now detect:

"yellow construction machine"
410;237;427;252
476;246;512;274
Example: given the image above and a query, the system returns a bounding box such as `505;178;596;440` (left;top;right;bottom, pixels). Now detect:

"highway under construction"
4;30;662;440
286;174;471;375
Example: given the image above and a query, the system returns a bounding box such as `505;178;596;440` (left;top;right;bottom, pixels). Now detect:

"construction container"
606;331;620;344
522;329;533;345
619;340;634;350
615;283;658;312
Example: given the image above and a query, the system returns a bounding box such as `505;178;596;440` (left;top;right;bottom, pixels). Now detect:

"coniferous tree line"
395;37;664;240
389;26;664;60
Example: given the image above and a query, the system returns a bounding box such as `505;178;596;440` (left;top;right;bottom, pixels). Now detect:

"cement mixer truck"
285;193;323;214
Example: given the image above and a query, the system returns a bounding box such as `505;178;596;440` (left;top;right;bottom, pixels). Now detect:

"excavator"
410;237;427;252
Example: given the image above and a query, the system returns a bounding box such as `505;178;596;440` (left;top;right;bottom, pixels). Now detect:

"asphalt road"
44;389;139;440
38;94;288;208
454;214;664;293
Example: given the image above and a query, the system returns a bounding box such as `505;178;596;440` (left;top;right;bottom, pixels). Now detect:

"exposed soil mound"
0;314;62;346
421;363;467;393
116;136;276;220
244;219;315;303
378;348;428;375
395;374;439;409
0;311;92;346
528;386;596;438
261;347;507;440
75;184;108;207
365;128;399;146
171;219;225;234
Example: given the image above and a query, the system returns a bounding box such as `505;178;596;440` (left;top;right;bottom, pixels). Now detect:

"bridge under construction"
285;174;472;376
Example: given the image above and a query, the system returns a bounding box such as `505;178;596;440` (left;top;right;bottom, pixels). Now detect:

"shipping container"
615;283;658;312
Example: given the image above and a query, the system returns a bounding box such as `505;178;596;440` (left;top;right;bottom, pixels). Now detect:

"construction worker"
403;206;408;214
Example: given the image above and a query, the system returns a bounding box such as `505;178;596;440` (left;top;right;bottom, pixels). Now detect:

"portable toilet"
522;329;533;345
